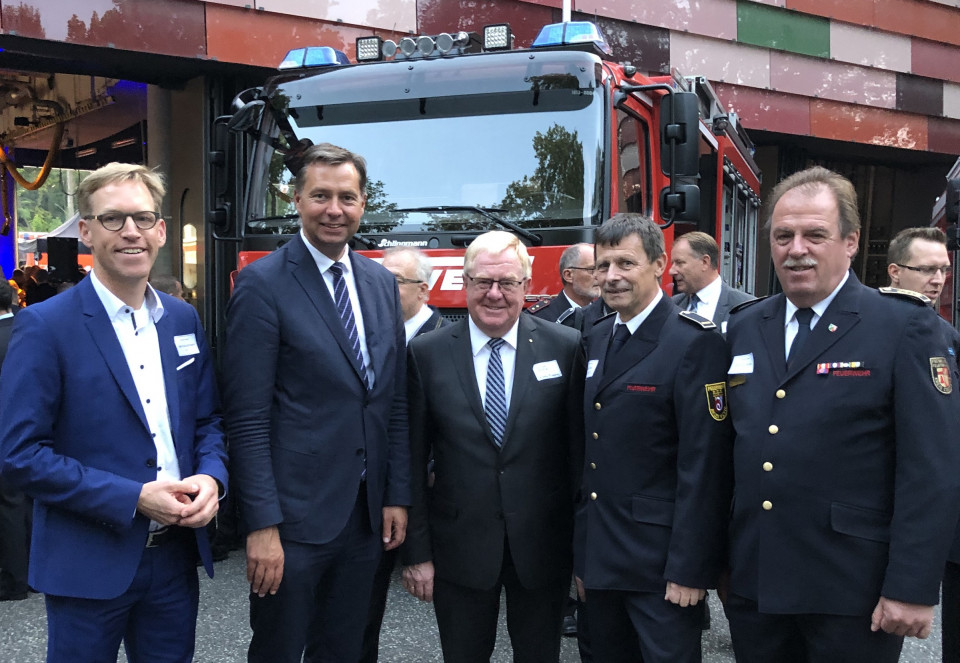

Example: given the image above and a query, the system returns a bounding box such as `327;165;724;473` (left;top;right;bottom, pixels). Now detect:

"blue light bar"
531;21;612;56
278;46;350;70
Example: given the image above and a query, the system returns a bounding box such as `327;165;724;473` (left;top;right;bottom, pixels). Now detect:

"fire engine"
207;20;761;350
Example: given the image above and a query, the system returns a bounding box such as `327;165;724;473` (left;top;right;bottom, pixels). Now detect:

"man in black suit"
577;214;733;663
361;246;447;663
724;166;960;662
0;281;29;602
670;231;753;334
224;143;410;663
401;230;585;662
885;227;960;663
528;243;599;327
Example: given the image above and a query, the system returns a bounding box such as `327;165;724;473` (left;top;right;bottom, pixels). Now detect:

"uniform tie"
485;338;508;447
687;293;700;313
605;323;631;368
787;307;814;367
329;262;368;389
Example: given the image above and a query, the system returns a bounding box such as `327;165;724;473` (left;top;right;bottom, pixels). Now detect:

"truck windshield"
246;50;606;238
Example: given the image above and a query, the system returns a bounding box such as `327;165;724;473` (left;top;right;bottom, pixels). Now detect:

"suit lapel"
502;315;536;452
714;284;731;324
353;255;382;379
156;310;181;452
597;296;671;393
288;236;367;387
760;295;787;384
450;321;490;442
783;276;862;382
79;279;149;433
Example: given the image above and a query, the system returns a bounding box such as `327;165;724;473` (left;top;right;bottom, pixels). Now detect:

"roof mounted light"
382;40;398;58
355;35;383;62
531;21;612;56
483;23;513;51
437;31;469;54
278;46;350;70
416;36;436;56
399;37;417;57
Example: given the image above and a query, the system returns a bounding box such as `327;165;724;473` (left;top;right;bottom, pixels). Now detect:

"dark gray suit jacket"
673;279;754;328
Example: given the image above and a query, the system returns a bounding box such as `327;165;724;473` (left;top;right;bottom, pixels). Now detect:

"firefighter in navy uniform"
576;214;733;663
723;167;960;663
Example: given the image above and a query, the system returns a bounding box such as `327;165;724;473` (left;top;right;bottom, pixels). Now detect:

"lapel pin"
828;324;837;332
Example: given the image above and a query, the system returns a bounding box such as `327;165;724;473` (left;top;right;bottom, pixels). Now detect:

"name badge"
729;353;754;374
586;359;599;378
174;333;200;357
533;360;562;381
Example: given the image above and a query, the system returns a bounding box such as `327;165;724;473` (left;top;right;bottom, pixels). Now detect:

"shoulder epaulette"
678;310;717;330
878;287;931;306
525;297;553;314
730;296;768;315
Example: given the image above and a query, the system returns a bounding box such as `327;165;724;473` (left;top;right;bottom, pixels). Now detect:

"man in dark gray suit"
670;232;752;334
401;230;585;662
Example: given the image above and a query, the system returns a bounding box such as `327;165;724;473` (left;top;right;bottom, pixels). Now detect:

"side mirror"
660;184;700;223
659;91;700;177
946;178;959;226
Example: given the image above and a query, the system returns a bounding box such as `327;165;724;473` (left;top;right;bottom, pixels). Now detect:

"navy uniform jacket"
939;316;960;564
578;295;733;592
402;314;585;590
725;273;960;615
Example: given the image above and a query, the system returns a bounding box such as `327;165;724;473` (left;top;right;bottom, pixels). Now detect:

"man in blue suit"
0;163;228;662
224;143;410;663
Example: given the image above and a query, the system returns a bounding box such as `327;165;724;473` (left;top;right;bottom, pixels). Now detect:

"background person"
528;243;599;328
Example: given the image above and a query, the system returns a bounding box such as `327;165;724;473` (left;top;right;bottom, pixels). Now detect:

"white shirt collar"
300;229;353;275
468;316;520;356
615;288;663;335
695;274;723;306
784;270;849;328
89;270;164;325
404;304;435;344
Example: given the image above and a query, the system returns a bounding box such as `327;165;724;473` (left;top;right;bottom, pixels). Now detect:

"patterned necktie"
787;307;814;367
605;323;631;367
328;262;368;389
485;338;508;447
687;293;700;313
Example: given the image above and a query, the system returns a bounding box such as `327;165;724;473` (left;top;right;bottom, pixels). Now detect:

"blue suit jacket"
224;234;410;544
0;277;228;600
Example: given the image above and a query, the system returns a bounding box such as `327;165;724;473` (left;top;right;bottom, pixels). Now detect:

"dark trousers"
249;487;381;663
944;561;960;663
432;542;568;663
0;476;30;594
724;593;904;663
360;546;398;663
45;532;199;663
585;588;704;663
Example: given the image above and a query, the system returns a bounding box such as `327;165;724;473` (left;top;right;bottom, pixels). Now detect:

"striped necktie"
485;338;508;447
329;262;368;389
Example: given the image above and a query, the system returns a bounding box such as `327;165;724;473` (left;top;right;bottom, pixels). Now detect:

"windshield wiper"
395;206;542;246
247;214;375;249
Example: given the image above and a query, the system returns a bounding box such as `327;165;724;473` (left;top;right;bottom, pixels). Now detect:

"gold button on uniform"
592;432;599;439
762;500;773;510
590;462;597;470
775;389;786;399
762;462;773;472
590;492;598;500
594;403;602;410
768;425;779;435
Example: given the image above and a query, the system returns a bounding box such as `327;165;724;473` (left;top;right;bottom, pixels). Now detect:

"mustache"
782;257;818;269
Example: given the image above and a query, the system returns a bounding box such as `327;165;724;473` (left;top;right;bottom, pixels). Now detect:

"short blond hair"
77;163;165;217
464;231;532;279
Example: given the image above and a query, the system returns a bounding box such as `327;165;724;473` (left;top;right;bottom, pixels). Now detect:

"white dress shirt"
690;274;723;322
615;288;663;334
404;305;435;345
468;317;519;412
783;271;848;360
300;231;375;388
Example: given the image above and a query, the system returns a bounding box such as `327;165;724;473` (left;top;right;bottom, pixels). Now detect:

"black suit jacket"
224;234;410;544
0;315;12;369
413;307;447;339
529;291;576;323
726;273;960;614
402;314;585;590
578;296;733;592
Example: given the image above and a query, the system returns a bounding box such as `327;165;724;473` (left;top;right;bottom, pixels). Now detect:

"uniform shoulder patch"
591;310;617;327
878;287;931;306
525;297;553;314
730;296;768;315
678;310;717;330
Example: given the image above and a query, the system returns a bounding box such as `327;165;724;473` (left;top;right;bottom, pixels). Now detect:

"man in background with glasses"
886;226;960;663
401;230;585;662
528;242;599;329
0;162;228;662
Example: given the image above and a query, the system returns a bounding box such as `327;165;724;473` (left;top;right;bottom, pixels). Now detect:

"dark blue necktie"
485;338;508;447
605;323;631;367
687;294;700;313
329;262;368;389
787;307;814;368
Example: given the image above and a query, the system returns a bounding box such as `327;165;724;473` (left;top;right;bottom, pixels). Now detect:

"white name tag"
174;334;200;357
586;359;599;378
533;360;562;381
729;353;754;374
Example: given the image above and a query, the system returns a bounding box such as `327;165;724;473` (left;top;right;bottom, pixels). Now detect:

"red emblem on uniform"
931;357;953;395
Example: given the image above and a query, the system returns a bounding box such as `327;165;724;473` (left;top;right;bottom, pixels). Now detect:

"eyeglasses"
896;263;952;277
84;211;161;232
394;276;424;285
463;274;525;293
567;266;596;272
